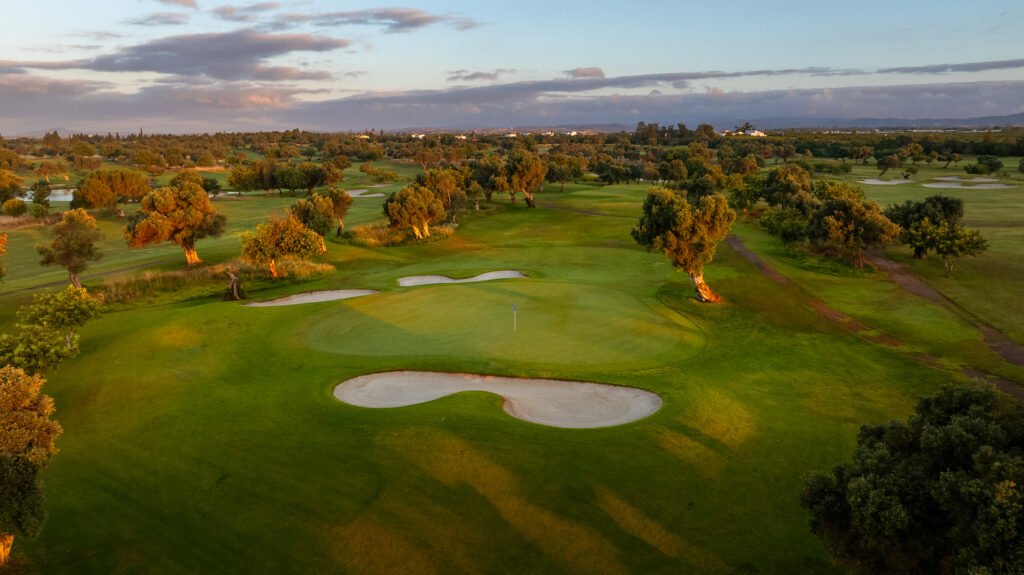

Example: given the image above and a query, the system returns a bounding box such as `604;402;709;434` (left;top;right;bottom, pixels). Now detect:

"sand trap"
347;189;386;198
244;289;379;307
923;182;1017;189
398;270;528;287
334;371;663;428
858;179;916;185
935;176;999;182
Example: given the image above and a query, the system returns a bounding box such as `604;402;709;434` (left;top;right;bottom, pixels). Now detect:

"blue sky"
1;0;1022;133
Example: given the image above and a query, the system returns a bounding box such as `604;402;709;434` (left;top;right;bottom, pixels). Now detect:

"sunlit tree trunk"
336;218;344;236
318;236;327;254
268;259;278;278
689;272;722;303
422;221;430;237
0;533;13;566
410;226;423;239
183;245;202;266
69;270;82;289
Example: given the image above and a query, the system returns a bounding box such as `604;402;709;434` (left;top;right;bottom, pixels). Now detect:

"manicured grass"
2;176;1016;573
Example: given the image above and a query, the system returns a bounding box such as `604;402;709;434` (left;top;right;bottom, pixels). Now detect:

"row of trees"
0;282;103;565
753;165;988;272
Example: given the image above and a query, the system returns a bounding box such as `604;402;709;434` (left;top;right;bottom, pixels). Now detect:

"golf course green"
2;165;1021;573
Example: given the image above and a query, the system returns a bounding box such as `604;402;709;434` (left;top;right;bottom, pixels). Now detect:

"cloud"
273;8;481;33
14;29;348;81
567;67;604;79
74;31;124;40
878;58;1024;74
156;0;198;8
447;68;515;82
124;12;191;26
212;2;280;22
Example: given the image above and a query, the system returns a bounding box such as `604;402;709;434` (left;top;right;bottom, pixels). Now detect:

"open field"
4;166;1020;573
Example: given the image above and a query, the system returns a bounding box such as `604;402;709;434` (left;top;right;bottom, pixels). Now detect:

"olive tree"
0;366;62;566
801;383;1024;575
37;208;104;288
632;188;736;302
240;216;323;278
123;181;226;266
384;185;445;239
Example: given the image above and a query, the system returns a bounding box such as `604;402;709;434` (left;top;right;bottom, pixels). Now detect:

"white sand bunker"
858;179;916;185
923;182;1017;189
347;189;386;198
244;289;379;307
334;371;663;428
398;270;528;287
935;176;999;182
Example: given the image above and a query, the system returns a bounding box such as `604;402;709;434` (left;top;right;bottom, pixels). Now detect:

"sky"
1;0;1023;134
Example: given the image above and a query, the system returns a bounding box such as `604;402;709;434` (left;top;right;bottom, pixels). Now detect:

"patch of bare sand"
935;176;999;182
397;270;528;287
334;371;662;428
923;182;1017;189
858;179;916;185
243;289;379;307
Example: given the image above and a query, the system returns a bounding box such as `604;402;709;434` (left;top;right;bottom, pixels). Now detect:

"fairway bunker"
923;182;1017;189
244;289;379;307
858;179;916;185
334;371;663;428
398;270;528;286
935;176;999;182
347;189;386;198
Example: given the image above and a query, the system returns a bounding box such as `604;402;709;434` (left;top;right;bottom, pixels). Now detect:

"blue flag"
513;304;516;311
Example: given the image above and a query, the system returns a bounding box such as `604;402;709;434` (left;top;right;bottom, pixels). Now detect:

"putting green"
300;280;704;369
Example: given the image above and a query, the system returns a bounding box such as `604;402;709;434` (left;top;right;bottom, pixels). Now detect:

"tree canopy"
75;169;150;217
36;208;104;288
384;185;445;239
123;181;226;266
807;197;901;267
240;216;323;277
632;188;736;302
801;383;1024;574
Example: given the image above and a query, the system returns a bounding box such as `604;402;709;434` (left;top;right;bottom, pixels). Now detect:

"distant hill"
10;127;82;139
748;112;1024;130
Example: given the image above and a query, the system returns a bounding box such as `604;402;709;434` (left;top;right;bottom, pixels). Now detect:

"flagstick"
513;304;517;335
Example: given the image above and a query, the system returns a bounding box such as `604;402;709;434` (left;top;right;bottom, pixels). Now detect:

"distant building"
745;130;767;137
357;134;371;139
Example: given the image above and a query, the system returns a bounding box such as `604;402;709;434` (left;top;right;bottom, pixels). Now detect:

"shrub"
3;198;27;216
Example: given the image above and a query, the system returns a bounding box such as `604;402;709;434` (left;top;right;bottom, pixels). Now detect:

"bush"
348;223;455;247
101;259;335;303
3;198;27;216
29;204;48;219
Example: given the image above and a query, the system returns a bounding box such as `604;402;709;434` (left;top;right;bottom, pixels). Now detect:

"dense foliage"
801;384;1024;574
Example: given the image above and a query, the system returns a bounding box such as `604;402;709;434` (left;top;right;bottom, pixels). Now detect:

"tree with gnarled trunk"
384;185;445;239
241;216;323;278
123;181;226;266
507;148;546;207
632;188;736;303
323;189;353;235
0;366;63;567
807;196;900;267
36;208;103;288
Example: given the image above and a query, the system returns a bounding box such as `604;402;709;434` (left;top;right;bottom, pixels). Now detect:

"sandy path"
347;189;386;198
398;270;528;287
858;179;915;185
923;182;1017;189
725;236;788;284
244;289;379;307
334;371;663;428
935;176;999;182
726;237;1024;399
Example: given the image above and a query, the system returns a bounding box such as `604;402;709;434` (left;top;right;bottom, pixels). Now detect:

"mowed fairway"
12;182;976;574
